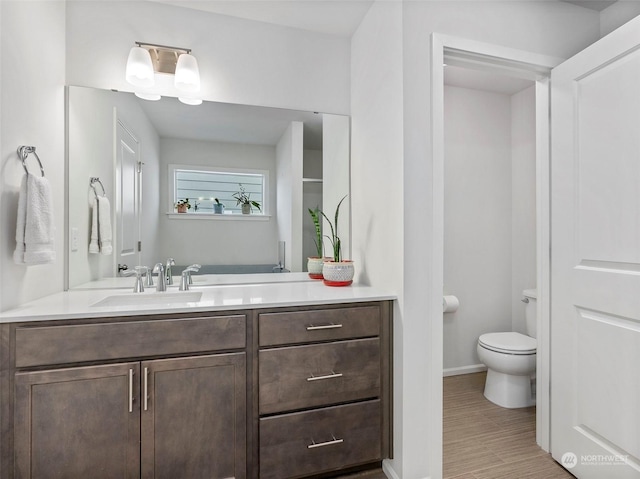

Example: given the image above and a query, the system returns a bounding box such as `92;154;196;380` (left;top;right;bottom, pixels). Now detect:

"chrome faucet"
122;266;147;293
165;258;176;285
153;263;167;292
179;266;199;291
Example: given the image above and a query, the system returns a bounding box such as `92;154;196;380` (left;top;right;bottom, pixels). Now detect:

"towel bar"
90;177;106;198
17;146;45;177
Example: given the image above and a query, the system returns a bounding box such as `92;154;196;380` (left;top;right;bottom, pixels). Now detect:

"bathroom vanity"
0;282;394;478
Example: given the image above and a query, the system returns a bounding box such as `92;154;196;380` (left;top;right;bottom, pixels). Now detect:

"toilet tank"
523;289;537;338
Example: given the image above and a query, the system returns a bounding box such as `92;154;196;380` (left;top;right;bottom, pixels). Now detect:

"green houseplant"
307;207;328;279
175;198;191;213
320;195;354;286
232;184;261;214
213;197;224;214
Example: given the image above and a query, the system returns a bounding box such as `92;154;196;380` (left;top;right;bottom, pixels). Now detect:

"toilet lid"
479;332;537;355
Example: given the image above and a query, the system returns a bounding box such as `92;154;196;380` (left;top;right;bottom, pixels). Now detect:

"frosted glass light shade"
175;53;200;92
179;96;202;106
126;47;155;88
135;92;161;101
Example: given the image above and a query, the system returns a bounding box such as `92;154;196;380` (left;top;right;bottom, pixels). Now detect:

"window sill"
166;213;271;221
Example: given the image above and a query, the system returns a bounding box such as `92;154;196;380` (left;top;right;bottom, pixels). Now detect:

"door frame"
430;33;561;461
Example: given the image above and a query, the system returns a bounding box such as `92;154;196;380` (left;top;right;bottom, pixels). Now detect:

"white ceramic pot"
307;257;325;279
322;260;354;286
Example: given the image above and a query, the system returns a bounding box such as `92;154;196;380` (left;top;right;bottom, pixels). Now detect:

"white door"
115;120;141;273
551;16;640;478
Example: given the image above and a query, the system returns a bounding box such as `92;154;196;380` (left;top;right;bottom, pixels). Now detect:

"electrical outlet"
71;227;79;252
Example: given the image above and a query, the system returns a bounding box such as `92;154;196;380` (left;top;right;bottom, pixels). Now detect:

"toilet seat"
478;332;536;355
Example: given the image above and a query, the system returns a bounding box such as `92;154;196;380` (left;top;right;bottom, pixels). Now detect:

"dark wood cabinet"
14;363;141;479
141;354;246;479
256;302;392;479
3;301;392;479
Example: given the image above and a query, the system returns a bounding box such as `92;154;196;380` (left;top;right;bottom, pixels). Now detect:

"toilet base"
484;369;535;409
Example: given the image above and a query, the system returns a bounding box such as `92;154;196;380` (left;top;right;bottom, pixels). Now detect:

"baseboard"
443;364;487;377
382;460;400;479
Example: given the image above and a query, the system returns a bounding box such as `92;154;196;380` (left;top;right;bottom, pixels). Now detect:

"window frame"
168;163;270;219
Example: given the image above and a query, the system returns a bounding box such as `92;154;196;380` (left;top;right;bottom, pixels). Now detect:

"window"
170;164;268;215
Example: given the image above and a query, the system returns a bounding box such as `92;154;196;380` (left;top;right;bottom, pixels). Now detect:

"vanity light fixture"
125;42;202;105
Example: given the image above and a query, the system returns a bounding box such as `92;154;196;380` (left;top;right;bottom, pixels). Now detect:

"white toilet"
477;289;537;408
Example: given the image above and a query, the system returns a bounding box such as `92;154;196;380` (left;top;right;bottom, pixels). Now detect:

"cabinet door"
14;363;141;479
141;353;246;479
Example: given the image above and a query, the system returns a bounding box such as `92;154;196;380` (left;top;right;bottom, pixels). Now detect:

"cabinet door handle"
128;368;134;413
307;372;343;382
306;323;343;331
143;367;149;411
307;436;344;449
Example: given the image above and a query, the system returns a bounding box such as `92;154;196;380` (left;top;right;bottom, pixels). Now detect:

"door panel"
141;353;247;479
14;363;141;479
116;120;141;269
551;15;640;478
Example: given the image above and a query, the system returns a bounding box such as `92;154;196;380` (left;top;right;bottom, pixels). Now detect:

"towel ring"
17;146;45;177
90;177;106;199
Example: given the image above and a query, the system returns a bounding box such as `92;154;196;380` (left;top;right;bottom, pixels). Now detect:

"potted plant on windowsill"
321;195;354;286
175;198;191;213
233;184;261;214
307;207;331;279
213;197;225;214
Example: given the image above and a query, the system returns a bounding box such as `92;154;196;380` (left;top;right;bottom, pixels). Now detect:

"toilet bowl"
477;289;537;409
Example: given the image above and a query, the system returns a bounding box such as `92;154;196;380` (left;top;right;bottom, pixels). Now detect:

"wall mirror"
66;86;350;289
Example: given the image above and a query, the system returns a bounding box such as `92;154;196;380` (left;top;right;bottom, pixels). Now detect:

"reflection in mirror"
66;86;350;289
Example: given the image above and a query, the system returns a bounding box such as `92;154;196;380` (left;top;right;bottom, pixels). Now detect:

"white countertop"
0;278;396;323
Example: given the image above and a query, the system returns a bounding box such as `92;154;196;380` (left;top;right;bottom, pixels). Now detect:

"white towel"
14;174;56;265
89;195;112;255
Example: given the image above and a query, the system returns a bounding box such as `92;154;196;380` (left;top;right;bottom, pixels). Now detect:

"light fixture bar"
135;42;192;75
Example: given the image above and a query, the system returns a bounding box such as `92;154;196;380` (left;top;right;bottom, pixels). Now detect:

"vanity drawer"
15;315;246;368
259;400;381;479
259;338;380;414
258;305;380;346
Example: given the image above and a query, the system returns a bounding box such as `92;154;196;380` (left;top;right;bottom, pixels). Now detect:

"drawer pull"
306;323;343;331
307;371;343;382
128;368;134;413
308;435;344;449
143;367;149;411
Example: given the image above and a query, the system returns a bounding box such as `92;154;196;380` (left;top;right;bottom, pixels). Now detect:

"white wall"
511;86;537;334
66;0;350;115
276;122;304;271
352;2;600;477
350;2;405;477
67;87;161;288
443;86;513;372
0;1;66;311
158;138;278;266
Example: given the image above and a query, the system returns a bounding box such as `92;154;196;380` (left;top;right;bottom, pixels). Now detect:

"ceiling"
444;65;534;95
149;1;617;37
135;96;324;149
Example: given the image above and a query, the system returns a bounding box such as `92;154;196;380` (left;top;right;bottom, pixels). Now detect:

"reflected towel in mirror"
89;195;112;255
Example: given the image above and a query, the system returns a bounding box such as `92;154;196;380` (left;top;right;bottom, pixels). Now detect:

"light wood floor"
444;372;574;479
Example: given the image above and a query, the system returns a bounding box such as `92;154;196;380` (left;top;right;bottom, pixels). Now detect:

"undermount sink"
91;291;203;308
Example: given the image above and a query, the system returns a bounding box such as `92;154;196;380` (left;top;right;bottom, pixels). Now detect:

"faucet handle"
140;265;154;286
123;267;146;293
179;267;198;291
186;264;201;284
